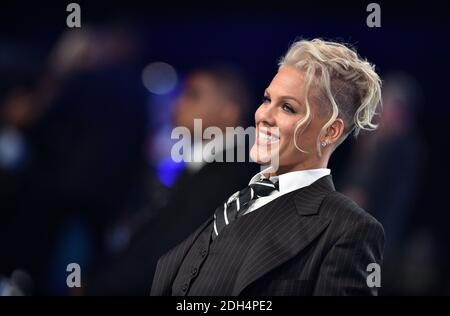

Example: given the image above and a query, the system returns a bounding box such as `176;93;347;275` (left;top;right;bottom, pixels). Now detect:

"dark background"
1;0;449;295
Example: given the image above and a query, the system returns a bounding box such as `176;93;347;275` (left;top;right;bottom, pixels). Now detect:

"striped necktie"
212;178;279;240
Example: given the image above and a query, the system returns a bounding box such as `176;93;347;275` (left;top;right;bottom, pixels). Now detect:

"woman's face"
250;66;328;174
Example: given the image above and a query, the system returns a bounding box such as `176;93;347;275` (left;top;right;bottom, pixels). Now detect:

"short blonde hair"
279;38;382;156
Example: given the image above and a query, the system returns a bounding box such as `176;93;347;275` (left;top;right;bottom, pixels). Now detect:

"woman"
151;39;385;296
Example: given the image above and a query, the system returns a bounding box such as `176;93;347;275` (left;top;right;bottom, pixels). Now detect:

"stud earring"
321;140;327;147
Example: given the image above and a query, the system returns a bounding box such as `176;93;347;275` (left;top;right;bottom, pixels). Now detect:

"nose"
255;102;276;127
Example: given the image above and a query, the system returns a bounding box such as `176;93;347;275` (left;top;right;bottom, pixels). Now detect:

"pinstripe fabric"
150;175;385;296
150;218;213;296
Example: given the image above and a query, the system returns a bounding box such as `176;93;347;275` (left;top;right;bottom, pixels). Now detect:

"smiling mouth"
257;127;280;145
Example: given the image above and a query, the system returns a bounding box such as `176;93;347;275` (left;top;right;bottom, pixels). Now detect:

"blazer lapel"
232;175;335;295
151;216;213;295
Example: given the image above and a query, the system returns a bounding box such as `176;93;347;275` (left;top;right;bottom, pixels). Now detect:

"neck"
271;157;329;176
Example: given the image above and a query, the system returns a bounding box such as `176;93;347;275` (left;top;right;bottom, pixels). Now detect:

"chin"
250;142;279;165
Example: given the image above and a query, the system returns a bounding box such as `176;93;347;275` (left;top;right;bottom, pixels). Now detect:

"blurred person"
0;24;149;295
0;52;49;284
340;72;426;294
151;39;385;296
86;64;259;295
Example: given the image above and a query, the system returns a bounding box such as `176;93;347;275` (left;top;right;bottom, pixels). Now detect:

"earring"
321;140;327;147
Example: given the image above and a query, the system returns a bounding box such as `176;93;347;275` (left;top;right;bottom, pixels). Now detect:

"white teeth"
258;131;279;143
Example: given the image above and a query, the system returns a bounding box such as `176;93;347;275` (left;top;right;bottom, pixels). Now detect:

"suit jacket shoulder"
310;190;385;295
320;190;385;242
242;182;385;296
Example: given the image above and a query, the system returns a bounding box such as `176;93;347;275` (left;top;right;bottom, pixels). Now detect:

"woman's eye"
281;103;295;113
262;96;271;104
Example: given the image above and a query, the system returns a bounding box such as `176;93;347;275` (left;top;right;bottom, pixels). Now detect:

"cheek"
279;119;314;157
279;121;296;146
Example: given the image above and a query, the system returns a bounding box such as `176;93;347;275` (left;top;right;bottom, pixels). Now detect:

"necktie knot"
212;178;279;240
250;178;279;197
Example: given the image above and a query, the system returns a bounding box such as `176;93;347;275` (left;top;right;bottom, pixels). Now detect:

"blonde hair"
279;38;382;156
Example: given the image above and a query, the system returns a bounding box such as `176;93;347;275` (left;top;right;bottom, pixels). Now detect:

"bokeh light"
141;62;178;95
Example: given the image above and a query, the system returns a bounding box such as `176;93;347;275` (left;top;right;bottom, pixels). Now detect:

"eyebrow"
264;89;303;106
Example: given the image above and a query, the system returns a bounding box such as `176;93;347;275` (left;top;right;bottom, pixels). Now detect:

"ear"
324;118;345;145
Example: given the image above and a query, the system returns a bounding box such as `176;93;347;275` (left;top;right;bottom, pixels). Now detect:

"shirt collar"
249;166;331;194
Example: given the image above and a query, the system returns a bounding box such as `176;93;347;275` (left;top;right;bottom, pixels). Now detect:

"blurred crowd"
1;22;449;295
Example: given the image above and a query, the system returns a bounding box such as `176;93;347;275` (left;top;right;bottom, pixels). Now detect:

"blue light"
157;157;185;187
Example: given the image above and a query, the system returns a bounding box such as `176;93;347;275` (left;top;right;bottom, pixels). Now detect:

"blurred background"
0;0;449;295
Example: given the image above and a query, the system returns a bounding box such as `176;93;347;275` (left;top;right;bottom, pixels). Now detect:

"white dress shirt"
240;167;331;216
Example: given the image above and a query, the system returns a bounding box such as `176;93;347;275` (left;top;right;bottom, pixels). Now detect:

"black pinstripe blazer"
151;175;385;296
